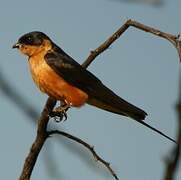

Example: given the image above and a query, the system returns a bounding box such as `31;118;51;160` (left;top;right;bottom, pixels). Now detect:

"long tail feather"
87;84;176;143
134;119;177;143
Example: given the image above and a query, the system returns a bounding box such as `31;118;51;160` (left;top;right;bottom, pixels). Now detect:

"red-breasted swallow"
13;31;176;143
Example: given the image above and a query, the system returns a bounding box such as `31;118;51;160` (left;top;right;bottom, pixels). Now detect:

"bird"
13;31;176;143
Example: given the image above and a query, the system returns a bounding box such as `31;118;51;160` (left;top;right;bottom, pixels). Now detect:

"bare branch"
110;0;164;7
48;130;119;180
82;19;181;68
19;98;56;180
164;74;181;180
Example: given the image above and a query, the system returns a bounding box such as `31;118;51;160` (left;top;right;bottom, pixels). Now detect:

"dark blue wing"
44;46;102;95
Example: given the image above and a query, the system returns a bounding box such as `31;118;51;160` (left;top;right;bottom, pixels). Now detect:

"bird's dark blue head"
13;31;53;57
13;31;50;48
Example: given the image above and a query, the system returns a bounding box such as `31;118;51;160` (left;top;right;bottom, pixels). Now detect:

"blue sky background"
0;0;180;180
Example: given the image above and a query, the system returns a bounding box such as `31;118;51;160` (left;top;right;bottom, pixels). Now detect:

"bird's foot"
50;104;70;122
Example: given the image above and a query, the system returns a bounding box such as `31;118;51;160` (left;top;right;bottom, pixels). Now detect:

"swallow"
13;31;176;143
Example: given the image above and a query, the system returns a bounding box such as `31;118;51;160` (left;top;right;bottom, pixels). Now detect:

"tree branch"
48;130;118;180
19;19;181;180
19;97;56;180
82;19;181;68
164;74;181;180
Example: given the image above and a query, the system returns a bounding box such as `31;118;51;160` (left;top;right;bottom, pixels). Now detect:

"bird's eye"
26;36;33;43
19;35;34;45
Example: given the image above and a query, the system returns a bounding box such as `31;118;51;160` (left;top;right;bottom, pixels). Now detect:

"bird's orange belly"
29;56;88;107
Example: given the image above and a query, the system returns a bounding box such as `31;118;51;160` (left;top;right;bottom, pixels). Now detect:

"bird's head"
13;31;52;57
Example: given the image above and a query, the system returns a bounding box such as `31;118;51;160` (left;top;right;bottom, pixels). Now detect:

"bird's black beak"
12;42;20;49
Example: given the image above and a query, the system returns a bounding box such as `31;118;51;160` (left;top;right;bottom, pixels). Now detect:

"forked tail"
134;119;176;143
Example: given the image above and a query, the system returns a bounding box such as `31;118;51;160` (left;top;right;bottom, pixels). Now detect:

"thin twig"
82;19;181;68
47;130;119;180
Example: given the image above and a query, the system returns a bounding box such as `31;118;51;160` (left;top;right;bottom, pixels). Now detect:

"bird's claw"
50;104;70;122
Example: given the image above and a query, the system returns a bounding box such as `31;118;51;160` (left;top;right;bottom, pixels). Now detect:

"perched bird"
13;31;175;143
